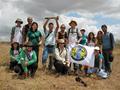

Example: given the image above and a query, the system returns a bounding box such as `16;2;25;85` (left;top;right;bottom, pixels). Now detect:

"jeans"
42;45;55;64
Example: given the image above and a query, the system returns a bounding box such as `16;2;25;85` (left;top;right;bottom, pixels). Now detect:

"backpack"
68;28;80;40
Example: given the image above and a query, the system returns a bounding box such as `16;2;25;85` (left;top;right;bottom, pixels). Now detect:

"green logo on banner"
70;45;87;61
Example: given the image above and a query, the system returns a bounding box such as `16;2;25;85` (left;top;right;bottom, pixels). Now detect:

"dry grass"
0;43;120;90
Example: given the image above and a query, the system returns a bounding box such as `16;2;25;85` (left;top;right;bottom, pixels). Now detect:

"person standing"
101;24;115;74
56;24;68;45
77;29;87;45
42;16;59;70
96;31;103;52
22;17;33;43
25;22;42;64
67;20;80;74
11;18;23;46
87;32;96;47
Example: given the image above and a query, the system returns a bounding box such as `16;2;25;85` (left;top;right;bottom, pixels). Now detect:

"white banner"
68;44;95;67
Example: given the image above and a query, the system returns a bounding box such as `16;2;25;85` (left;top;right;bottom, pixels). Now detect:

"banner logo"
70;45;87;61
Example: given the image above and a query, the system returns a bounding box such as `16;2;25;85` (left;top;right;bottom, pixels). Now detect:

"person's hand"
24;42;28;46
24;61;28;66
76;41;79;44
56;16;59;20
65;60;70;67
38;41;42;45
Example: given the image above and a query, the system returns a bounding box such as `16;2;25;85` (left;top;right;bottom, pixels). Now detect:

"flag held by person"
68;44;95;67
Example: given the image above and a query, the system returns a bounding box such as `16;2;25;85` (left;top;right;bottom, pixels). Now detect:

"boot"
23;72;28;79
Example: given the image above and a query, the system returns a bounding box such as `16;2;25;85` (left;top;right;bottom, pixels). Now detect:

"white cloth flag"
68;44;95;67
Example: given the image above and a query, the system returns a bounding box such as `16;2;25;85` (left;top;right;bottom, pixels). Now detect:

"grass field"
0;42;120;90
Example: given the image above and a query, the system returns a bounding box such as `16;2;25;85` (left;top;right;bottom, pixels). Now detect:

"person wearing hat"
94;46;104;70
22;17;33;43
9;41;22;71
18;42;37;78
67;20;80;72
101;24;115;74
56;24;68;45
94;46;108;78
11;18;23;47
54;39;70;75
77;29;87;45
86;46;105;77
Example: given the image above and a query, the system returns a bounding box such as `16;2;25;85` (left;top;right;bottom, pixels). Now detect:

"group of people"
9;16;115;79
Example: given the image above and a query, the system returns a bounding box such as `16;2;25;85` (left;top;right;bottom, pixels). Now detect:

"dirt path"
0;43;120;90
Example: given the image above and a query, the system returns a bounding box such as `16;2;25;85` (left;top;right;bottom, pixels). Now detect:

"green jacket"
10;48;22;62
19;49;37;66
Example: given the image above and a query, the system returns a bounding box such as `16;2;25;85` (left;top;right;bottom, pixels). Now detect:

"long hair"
30;22;38;32
96;31;103;40
87;32;96;43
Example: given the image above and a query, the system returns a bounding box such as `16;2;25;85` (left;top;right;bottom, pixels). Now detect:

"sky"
0;0;120;41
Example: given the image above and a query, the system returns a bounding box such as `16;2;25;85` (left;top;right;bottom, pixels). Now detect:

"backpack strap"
45;31;52;40
109;33;114;50
11;26;16;42
68;28;79;40
68;28;71;39
76;28;80;40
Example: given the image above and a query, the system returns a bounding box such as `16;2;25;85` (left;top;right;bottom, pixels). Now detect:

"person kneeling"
19;42;37;78
9;42;22;71
54;39;70;75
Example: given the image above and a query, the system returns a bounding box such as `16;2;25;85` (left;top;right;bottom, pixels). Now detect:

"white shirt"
88;40;95;47
54;48;68;63
45;30;56;46
68;28;78;44
13;27;23;44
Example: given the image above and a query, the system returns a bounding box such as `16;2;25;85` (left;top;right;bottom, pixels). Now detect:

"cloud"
0;0;120;41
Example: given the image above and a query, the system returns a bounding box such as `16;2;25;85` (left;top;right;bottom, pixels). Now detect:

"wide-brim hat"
58;39;65;44
27;17;33;21
15;18;23;24
11;41;19;45
94;46;100;51
24;42;33;47
69;20;77;26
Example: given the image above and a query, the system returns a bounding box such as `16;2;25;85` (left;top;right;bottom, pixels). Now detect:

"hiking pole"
75;76;87;87
75;68;87;87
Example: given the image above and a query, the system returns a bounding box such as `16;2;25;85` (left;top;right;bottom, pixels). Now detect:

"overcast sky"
0;0;120;41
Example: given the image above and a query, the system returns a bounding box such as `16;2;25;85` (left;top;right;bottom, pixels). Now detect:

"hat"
15;18;23;24
27;17;33;20
80;29;86;32
69;20;77;26
11;41;19;45
58;39;65;44
24;42;33;47
94;46;100;51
